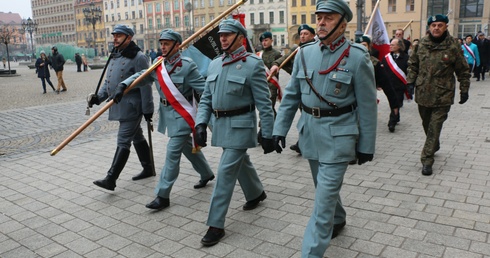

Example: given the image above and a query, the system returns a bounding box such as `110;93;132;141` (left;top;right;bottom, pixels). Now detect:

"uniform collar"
166;52;181;65
223;46;247;60
319;36;347;52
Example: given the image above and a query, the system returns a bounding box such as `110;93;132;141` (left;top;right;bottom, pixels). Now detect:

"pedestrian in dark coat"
50;46;67;93
35;51;56;94
472;32;490;80
75;53;82;72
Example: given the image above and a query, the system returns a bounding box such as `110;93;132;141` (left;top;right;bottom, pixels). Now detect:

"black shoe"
43;91;46;94
388;124;395;133
145;196;169;210
201;227;225;246
243;191;267;210
422;165;433;176
194;175;215;189
132;170;156;181
289;143;301;154
56;90;60;94
477;78;480;81
61;89;67;92
332;221;346;239
93;176;116;191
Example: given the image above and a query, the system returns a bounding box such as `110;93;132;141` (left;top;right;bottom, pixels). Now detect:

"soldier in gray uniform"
88;25;154;191
407;14;470;176
120;29;215;210
272;0;377;256
194;19;276;247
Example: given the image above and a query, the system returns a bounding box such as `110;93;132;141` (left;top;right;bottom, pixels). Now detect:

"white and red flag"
366;8;390;60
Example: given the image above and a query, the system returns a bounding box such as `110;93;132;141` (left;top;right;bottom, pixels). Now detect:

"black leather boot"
132;140;156;181
388;111;397;133
94;147;130;191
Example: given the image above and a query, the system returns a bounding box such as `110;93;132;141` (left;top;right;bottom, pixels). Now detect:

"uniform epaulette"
350;42;369;53
180;56;193;63
247;53;261;61
300;39;318;48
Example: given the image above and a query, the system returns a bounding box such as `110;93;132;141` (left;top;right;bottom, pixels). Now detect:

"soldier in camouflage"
407;14;470;176
258;31;282;116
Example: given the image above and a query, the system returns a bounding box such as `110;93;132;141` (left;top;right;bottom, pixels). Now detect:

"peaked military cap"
298;24;315;35
259;31;273;42
315;0;353;22
355;35;371;44
111;24;135;36
218;19;247;37
427;14;449;26
159;29;182;43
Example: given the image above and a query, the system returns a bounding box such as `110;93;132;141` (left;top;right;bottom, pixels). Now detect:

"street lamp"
185;2;194;38
83;1;102;58
0;26;13;74
21;17;38;61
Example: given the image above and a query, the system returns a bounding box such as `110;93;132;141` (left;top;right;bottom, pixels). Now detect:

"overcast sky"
3;0;33;19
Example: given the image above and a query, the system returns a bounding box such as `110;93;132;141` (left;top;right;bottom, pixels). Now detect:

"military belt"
301;102;357;118
160;96;193;106
213;104;255;118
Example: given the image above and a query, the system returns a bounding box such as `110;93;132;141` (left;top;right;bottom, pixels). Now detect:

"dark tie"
394;54;398;59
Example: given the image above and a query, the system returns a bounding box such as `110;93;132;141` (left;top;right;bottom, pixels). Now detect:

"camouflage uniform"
260;46;282;114
407;32;470;167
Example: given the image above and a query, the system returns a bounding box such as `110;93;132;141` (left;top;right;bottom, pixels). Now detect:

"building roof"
0;12;23;26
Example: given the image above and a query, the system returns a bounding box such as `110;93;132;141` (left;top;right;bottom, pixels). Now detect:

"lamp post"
0;27;13;74
185;2;194;38
83;1;102;59
21;17;38;61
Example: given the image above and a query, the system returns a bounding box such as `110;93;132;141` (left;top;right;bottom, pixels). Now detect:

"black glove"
143;113;153;122
357;152;373;165
407;83;414;100
113;83;127;104
459;92;469;104
88;94;100;107
257;129;263;145
195;124;207;147
261;138;275;154
272;135;286;154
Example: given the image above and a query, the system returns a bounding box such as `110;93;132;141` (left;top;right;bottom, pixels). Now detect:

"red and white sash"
463;44;476;70
385;53;407;85
155;57;199;152
257;51;282;100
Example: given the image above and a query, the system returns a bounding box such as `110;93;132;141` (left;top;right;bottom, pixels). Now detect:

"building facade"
0;12;28;59
104;0;146;52
32;0;76;47
74;0;105;56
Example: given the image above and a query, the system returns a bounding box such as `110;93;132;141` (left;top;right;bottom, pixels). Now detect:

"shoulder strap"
300;48;337;108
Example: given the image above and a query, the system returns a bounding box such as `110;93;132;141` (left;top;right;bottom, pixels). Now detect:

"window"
311;14;315;24
388;0;396;12
165;17;171;27
139;10;143;18
371;0;376;11
259;12;264;24
147;3;153;13
292;14;297;25
117;13;121;20
131;0;135;6
125;12;128;20
301;14;306;24
209;0;214;7
301;0;306;6
281;34;285;45
175;16;180;27
148;18;153;29
250;0;254;3
132;11;135;19
427;0;449;17
140;24;143;33
174;0;180;10
292;0;296;7
201;16;205;26
105;2;108;10
269;11;274;24
156;3;161;12
124;0;128;7
259;0;263;3
269;0;273;2
405;0;414;11
250;13;255;24
273;35;277;46
279;11;284;24
184;15;189;27
165;2;170;11
157;18;162;29
458;24;482;39
228;0;233;4
117;0;120;8
210;14;214;21
460;0;483;18
219;0;224;6
111;1;114;9
111;14;114;21
201;0;205;7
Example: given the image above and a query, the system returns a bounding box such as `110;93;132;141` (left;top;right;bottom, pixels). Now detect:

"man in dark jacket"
75;53;82;72
88;24;155;191
473;32;490;81
51;46;67;93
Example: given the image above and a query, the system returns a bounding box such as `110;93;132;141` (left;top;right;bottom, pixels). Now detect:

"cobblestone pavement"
2;62;490;257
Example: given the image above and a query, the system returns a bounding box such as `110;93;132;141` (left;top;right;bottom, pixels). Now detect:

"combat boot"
94;147;130;191
132;140;156;181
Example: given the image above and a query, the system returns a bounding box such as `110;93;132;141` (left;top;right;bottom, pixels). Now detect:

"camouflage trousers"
268;84;278;118
418;105;451;166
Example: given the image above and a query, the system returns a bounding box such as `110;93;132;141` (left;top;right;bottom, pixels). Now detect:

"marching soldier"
120;29;215;210
88;24;155;191
270;24;317;154
258;31;282;116
407;14;470;176
194;19;276;247
272;0;377;256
